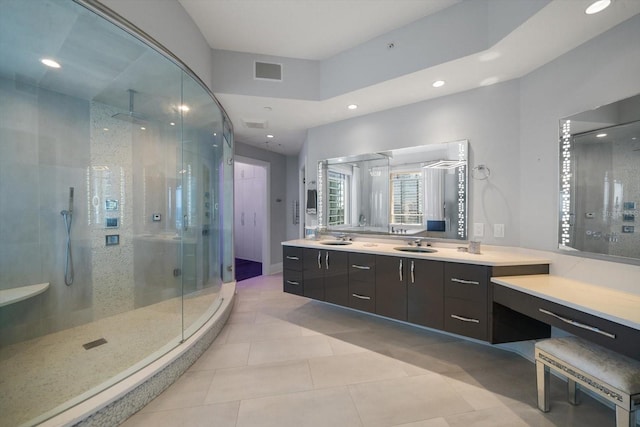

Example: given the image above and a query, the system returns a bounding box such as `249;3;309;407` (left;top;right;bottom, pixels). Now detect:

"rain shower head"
111;89;148;125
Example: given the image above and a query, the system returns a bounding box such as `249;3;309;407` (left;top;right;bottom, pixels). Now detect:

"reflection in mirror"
559;93;640;263
318;140;468;240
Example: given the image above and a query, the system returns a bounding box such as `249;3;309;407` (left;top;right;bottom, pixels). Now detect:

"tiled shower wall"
0;79;184;345
0;77;93;344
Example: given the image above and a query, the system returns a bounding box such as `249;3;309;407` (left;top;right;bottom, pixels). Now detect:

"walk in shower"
0;1;234;425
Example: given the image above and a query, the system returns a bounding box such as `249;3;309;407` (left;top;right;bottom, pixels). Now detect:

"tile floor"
122;273;618;427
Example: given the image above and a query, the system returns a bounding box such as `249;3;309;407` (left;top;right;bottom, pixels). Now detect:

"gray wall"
99;0;214;90
303;15;640;293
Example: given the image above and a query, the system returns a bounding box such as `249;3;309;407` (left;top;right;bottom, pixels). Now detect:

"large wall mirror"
559;93;640;263
317;140;468;240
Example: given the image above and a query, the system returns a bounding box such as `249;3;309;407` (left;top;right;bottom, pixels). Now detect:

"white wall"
306;80;523;247
303;15;640;293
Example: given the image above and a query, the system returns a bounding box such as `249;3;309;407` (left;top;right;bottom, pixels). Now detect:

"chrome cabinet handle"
352;293;371;300
286;256;299;260
399;259;403;282
538;308;616;339
351;264;370;270
450;314;480;323
326;251;329;270
317;251;322;269
410;260;415;284
451;278;480;285
286;280;300;285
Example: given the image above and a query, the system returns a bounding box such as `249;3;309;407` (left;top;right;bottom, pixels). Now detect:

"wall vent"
242;119;268;129
255;61;282;81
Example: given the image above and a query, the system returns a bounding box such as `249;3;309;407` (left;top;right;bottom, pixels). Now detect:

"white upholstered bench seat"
535;336;640;427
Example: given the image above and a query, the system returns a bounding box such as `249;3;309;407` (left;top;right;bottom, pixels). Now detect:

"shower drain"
83;338;108;350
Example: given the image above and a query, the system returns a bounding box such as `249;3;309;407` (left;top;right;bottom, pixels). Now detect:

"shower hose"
61;210;74;285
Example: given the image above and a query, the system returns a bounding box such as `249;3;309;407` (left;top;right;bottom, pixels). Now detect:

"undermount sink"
320;240;353;246
393;246;437;253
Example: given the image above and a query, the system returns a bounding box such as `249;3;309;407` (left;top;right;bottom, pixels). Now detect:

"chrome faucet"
337;233;350;241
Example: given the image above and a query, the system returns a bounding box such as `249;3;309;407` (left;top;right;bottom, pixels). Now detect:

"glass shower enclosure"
0;0;234;425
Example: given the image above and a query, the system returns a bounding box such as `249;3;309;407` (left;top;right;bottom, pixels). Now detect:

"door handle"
410;260;415;283
317;251;322;269
326;251;329;270
399;259;403;282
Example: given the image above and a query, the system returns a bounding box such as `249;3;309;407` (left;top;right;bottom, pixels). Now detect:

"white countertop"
491;275;640;331
282;239;550;267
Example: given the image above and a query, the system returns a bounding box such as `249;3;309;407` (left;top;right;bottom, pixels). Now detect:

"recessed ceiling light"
140;127;146;130
585;0;611;15
41;58;61;68
432;80;445;88
596;133;607;138
103;128;109;131
266;134;274;138
170;122;175;126
347;104;358;110
178;105;190;112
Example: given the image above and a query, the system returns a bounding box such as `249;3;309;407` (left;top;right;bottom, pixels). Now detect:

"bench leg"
536;360;550;412
568;379;578;405
615;406;634;427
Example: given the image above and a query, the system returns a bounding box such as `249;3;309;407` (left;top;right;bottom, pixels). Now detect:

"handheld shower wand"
61;187;74;286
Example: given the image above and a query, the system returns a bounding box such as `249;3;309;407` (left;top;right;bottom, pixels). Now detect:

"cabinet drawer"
283;269;303;295
444;263;488;301
444;298;488;341
494;284;640;360
348;253;376;282
283;247;304;271
349;280;375;313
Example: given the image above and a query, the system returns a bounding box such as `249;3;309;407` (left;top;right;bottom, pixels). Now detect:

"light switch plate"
494;224;505;238
474;223;484;237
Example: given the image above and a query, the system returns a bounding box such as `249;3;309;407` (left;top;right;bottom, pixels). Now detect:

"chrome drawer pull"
450;314;480;323
451;278;480;285
286;280;300;286
538;308;616;339
351;264;371;270
352;293;371;300
286;256;299;260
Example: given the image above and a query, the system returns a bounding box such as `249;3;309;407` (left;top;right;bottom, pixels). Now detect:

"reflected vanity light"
347;104;358;110
423;160;465;169
432;80;445;88
596;133;607;138
178;105;190;112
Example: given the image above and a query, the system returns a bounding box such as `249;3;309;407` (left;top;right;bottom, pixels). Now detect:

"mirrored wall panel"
559;94;640;263
318;140;468;240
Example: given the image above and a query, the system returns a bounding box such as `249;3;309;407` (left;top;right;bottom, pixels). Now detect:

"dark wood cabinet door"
375;255;407;321
303;248;324;300
408;259;444;329
324;250;349;306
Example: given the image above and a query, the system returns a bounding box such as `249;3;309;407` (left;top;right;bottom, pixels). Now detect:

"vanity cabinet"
348;253;376;313
282;244;549;345
302;248;348;303
444;263;489;341
283;246;304;295
375;255;444;327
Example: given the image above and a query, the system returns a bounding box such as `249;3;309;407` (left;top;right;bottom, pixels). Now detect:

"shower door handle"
183;215;188;230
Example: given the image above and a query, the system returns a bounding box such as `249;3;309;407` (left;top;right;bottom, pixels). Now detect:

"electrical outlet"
474;223;484;237
494;223;505;238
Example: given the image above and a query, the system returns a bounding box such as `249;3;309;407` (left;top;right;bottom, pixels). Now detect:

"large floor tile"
189;341;250;371
236;386;362;427
348;374;474;427
224;318;304;343
247;334;333;365
140;371;215;413
203;360;313;403
393;418;450;427
444;406;530;427
122;401;239;427
308;351;408;389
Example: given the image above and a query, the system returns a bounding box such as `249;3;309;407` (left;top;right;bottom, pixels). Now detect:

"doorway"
234;157;269;280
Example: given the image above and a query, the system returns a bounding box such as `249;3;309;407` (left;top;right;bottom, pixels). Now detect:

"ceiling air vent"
255;61;282;81
243;119;268;129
